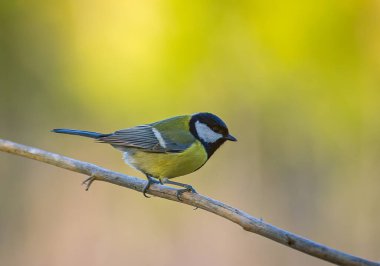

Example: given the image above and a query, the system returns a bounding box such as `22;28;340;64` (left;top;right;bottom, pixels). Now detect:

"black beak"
225;134;237;141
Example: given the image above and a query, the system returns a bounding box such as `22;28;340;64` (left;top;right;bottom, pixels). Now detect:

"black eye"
212;126;221;133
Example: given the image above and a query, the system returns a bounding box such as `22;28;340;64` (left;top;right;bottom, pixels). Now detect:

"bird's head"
189;112;237;157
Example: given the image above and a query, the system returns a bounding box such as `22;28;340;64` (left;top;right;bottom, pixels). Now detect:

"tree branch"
0;138;378;266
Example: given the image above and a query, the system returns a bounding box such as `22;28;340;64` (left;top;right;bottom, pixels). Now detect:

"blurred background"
1;0;379;265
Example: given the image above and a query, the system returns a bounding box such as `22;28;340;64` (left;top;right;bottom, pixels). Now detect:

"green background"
1;1;379;265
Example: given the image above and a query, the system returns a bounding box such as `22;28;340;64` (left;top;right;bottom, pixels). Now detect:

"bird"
52;112;237;199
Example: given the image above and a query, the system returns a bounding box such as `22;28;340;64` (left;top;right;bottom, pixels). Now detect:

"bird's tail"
51;128;110;139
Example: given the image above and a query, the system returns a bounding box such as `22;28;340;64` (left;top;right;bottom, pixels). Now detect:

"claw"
143;175;159;198
142;181;151;198
159;178;198;201
82;175;96;191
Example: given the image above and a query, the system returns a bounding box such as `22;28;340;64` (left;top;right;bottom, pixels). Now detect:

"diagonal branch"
0;138;378;266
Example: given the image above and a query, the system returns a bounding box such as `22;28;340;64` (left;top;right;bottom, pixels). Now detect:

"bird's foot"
160;178;198;201
143;175;159;198
82;174;96;191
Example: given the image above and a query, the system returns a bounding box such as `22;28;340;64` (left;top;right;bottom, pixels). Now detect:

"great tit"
52;112;237;198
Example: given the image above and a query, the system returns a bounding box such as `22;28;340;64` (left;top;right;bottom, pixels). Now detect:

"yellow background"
1;1;379;265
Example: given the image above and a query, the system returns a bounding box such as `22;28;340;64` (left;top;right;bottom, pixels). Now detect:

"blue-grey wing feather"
98;125;191;153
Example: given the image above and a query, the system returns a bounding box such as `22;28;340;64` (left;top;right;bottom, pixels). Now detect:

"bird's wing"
98;124;194;153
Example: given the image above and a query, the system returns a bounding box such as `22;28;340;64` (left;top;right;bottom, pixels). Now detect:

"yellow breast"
124;141;208;179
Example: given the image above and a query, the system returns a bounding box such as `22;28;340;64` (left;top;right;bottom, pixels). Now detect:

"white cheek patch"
195;121;223;143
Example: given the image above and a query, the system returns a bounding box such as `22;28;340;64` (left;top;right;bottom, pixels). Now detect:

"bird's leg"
82;174;96;191
142;174;159;198
161;178;197;201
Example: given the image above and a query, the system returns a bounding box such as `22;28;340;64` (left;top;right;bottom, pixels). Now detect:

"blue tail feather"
51;129;108;139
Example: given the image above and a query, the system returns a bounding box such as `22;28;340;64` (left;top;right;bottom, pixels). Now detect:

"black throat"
189;115;227;158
